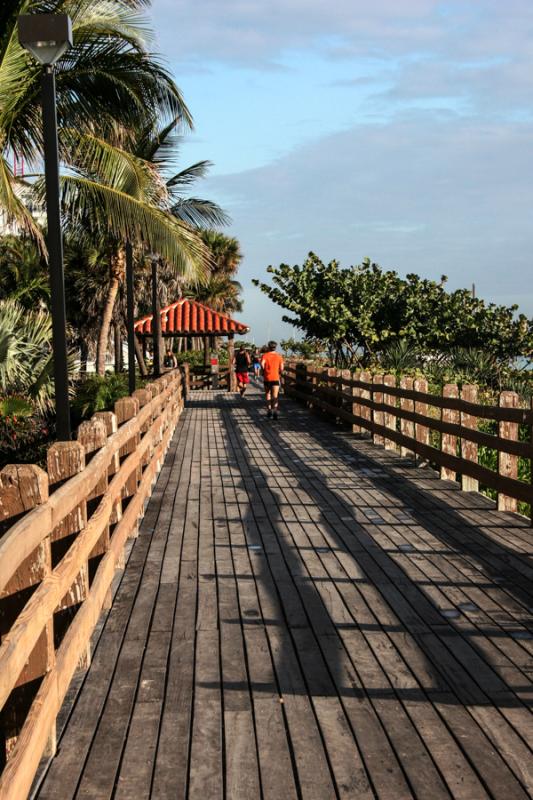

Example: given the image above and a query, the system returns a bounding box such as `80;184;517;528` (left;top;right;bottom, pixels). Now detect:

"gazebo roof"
134;298;249;336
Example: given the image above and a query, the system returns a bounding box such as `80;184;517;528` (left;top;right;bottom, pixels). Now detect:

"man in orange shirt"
261;340;284;420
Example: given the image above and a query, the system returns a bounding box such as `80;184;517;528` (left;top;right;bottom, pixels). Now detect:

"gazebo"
134;298;250;389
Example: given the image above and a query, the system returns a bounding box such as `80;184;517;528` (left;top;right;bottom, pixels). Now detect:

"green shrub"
0;412;54;468
174;349;229;367
174;350;206;367
71;374;131;423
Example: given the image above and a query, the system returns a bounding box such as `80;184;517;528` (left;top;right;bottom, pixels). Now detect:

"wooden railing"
0;369;186;799
284;362;533;516
189;365;231;390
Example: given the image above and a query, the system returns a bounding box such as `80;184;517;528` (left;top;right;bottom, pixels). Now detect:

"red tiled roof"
134;299;249;336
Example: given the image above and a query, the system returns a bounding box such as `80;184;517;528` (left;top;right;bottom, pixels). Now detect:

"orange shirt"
261;351;284;381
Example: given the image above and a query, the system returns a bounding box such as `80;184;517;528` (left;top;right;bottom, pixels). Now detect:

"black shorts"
264;380;280;389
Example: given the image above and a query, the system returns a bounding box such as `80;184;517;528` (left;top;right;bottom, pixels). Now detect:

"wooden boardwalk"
35;384;533;800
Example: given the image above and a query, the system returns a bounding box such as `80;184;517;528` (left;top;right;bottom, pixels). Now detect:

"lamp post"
18;14;73;440
125;240;136;395
151;256;162;378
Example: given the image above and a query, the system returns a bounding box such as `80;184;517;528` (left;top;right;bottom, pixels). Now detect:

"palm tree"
0;234;49;308
192;274;243;314
73;121;229;373
0;298;73;412
113;117;230;373
0;0;190;240
200;230;243;278
2;2;232;375
186;231;244;316
1;1;224;374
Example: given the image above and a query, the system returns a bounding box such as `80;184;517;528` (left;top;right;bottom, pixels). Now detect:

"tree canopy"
253;253;533;366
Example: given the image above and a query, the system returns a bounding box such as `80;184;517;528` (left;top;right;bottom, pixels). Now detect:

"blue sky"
151;0;533;343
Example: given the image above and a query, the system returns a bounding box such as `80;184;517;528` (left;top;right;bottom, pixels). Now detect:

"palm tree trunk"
80;340;89;374
134;335;148;377
114;320;122;372
96;275;120;375
96;249;125;376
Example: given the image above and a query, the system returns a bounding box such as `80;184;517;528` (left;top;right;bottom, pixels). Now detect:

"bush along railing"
0;368;187;800
284;362;533;519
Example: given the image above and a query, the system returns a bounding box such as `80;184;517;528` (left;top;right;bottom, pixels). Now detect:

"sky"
151;0;533;343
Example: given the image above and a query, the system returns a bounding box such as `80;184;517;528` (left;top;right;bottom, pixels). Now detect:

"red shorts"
236;372;250;384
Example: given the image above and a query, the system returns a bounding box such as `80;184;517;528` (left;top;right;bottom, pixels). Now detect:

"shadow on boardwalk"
211;388;533;798
35;385;533;800
219;393;533;703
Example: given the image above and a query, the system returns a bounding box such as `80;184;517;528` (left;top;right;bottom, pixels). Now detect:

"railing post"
94;411;121;517
441;383;459;481
351;370;361;434
227;335;236;392
327;367;338;423
414;378;429;465
77;418;111;606
133;387;152;470
0;465;55;761
460;385;479;492
47;441;91;666
383;374;397;450
341;369;351;425
178;370;185;413
372;374;384;446
182;362;190;398
359;371;371;436
308;365;318;410
115;396;141;532
399;377;415;458
144;383;162;468
309;365;318;409
498;391;519;513
94;411;125;567
352;371;366;436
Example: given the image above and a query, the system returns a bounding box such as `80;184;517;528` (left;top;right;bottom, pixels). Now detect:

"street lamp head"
18;13;72;66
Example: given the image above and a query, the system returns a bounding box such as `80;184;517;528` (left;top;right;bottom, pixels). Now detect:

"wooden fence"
189;365;231;390
0;368;186;799
284;362;533;516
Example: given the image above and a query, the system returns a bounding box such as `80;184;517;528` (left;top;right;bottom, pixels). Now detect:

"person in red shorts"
261;340;284;419
234;344;251;396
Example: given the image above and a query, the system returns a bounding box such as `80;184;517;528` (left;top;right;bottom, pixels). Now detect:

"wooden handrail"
0;395;160;596
284;364;533;423
290;376;533;459
284;362;533;515
0;368;185;799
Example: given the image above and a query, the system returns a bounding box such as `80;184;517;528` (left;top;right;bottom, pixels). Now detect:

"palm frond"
64;0;153;49
170;197;230;228
1;2;192;162
60;174;209;281
135;115;182;166
167;160;212;190
0;156;45;247
62;128;166;201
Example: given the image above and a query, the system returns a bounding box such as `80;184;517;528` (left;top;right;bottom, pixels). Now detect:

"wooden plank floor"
35;383;533;800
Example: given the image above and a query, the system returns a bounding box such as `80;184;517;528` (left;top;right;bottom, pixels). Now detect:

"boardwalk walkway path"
36;384;533;800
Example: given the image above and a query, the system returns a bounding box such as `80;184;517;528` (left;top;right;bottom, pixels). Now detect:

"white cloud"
149;0;533;338
153;1;533;68
203;111;533;319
